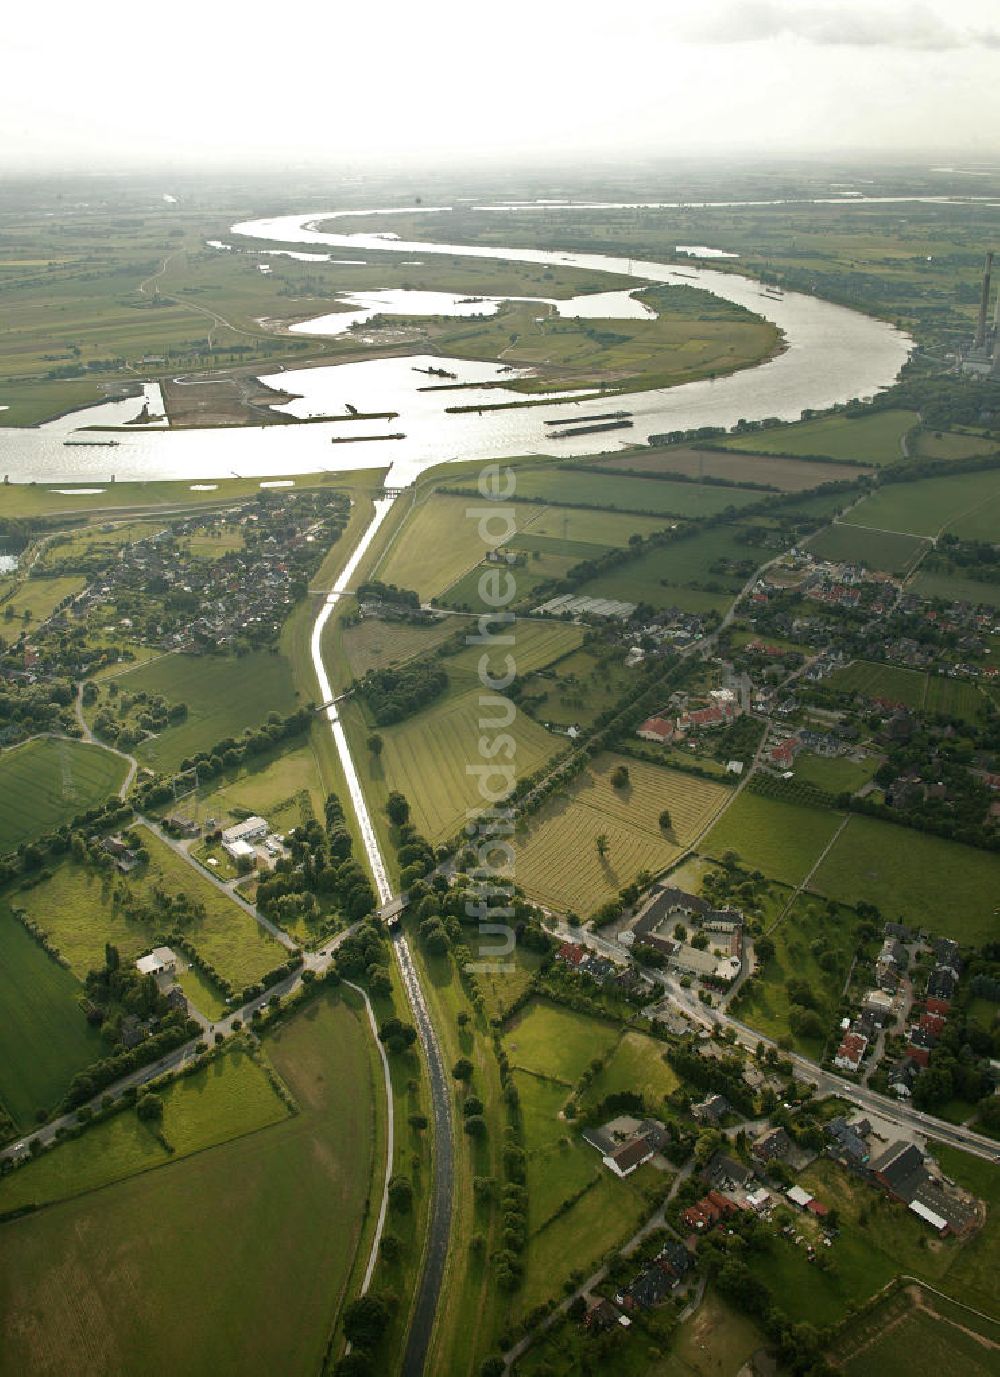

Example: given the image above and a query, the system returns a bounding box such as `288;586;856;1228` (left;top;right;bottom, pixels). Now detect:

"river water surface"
0;206;913;487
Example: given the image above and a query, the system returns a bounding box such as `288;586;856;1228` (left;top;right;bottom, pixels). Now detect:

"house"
224;837;257;866
682;1191;739;1232
221;815;269;849
120;1014;144;1049
863;989;895;1025
752;1126;793;1162
604;1134;655;1178
888;1059;917;1098
164;985;188;1014
620;1265;672;1311
656;1240;693;1284
691;1093;731;1127
585;1299;622;1332
907;1024;936;1067
834;1031;868;1072
556;941;587;968
101;835;140;873
703;1152;755;1191
920;1011;947;1038
136;946;177;981
825;1116;870;1166
927;968;957;1003
637;716;675;744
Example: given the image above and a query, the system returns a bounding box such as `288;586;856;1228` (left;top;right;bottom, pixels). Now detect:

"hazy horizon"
4;0;1000;172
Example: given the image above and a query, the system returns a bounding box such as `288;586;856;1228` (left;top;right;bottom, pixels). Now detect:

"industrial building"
961;250;1000;375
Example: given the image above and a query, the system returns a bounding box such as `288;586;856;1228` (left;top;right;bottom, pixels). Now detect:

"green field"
792;752;877;796
115;651;300;772
593;443;868;491
842;1302;999;1377
346;682;562;846
506;999;620;1085
0;903;104;1128
580;1029;681;1111
187;743;325;836
825;659;928;708
0;1045;289;1211
846;468;1000;539
910;571;1000;608
0;737;128;852
15;827;283;991
1;574;86;623
806;522;930;573
0;989;377;1377
572;525;761;614
376;492;541;601
442;616;583;680
734;896;860;1056
340;615;460;678
508;466;763;518
512;753;730;913
811;815;1000;944
719;409;918;464
701;791;843;886
521;645;635;730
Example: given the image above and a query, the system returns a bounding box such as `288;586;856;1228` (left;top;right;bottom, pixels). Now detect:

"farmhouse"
637;715;675;744
825;1116;870;1167
604;1135;655;1178
136;946;177;982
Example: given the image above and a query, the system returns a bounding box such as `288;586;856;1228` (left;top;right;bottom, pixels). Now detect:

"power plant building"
962;251;1000;375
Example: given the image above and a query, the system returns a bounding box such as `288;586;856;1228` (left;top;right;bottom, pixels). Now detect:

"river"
0;205;912;487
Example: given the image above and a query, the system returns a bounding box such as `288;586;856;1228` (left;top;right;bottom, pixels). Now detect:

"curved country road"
309;497;454;1374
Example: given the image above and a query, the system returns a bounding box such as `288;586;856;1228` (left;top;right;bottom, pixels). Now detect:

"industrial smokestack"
975;250;993;349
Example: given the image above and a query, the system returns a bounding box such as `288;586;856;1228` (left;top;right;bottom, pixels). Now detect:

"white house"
136;947;177;981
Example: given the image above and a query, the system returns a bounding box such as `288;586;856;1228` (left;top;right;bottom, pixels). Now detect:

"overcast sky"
3;0;999;170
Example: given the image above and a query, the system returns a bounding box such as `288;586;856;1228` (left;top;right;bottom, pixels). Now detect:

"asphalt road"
550;921;1000;1165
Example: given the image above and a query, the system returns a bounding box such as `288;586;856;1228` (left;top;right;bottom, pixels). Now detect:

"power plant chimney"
975;250;993;349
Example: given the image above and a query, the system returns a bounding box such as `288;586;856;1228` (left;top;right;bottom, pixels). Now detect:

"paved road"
0;924;359;1164
547;921;1000;1165
138;814;297;952
308;495;454;1374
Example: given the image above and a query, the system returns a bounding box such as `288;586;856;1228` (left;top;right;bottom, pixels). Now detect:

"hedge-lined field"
0;737;128;853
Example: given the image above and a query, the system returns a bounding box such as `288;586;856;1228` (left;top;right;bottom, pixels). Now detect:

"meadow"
811;815;1000;944
184;742;325;835
0;1045;289;1211
701;791;843;886
718;409;918;465
911;570;1000;608
805;522;930;573
825;659;929;709
574;526;761;614
593;443;868;491
580;1029;681;1112
511;753;730;913
792;752;876;796
15;827;284;991
0;990;377;1377
0;903;103;1128
116;650;300;772
0;737;128;852
340;615;460;678
911;429;998;462
1;574;86;623
521;645;634;730
846;468;1000;539
734;896;861;1057
505;998;621;1085
507;466;763;518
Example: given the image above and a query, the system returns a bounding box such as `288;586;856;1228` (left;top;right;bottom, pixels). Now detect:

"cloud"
686;1;999;50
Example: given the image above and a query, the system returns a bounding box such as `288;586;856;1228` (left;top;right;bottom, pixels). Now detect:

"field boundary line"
344;977;395;1296
764;812;850;934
